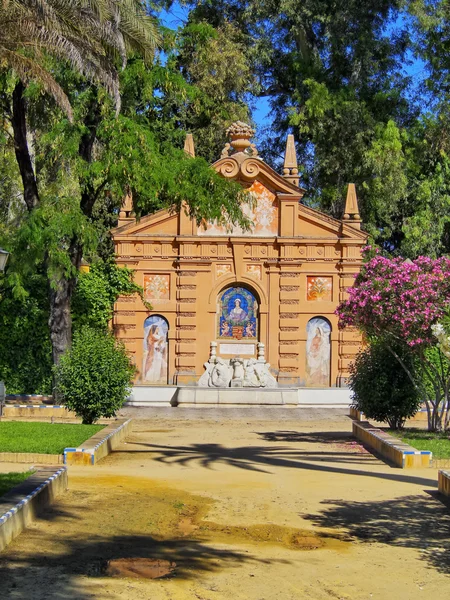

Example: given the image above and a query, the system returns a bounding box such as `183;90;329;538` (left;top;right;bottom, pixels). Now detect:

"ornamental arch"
112;122;367;389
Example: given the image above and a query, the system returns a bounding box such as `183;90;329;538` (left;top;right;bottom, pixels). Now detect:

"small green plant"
55;327;136;424
349;339;421;429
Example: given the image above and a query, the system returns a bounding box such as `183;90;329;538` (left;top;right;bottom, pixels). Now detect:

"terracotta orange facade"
112;124;367;388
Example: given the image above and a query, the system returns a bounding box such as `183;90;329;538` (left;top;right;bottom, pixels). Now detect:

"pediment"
213;156;305;197
298;204;367;240
112;208;177;237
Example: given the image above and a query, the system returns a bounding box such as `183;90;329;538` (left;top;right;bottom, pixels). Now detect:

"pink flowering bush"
337;248;450;430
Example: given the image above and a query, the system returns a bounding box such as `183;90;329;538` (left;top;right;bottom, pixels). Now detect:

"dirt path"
0;410;449;599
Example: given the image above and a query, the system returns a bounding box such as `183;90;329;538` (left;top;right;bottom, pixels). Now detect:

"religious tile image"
198;181;278;236
144;274;170;303
143;315;168;384
216;264;232;278
218;286;258;340
305;317;331;387
246;264;261;279
306;276;332;301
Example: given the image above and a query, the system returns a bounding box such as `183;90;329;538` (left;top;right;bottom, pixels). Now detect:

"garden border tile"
63;418;132;465
352;420;432;468
0;466;68;552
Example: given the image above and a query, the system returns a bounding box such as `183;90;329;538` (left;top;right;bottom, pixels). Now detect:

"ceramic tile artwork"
306;276;332;301
246;264;261;279
218;286;258;340
144;274;170;303
305;317;331;387
216;264;232;278
198;181;278;236
143;315;168;384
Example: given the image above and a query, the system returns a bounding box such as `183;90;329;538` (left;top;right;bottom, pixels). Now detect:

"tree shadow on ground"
0;531;281;599
254;430;355;444
121;436;438;488
303;492;450;575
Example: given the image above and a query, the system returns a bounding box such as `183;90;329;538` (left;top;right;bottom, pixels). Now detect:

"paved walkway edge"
64;418;132;465
353;421;432;468
0;467;68;552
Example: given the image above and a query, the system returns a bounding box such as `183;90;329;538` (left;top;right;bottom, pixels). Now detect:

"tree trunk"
11;81;40;211
48;276;74;366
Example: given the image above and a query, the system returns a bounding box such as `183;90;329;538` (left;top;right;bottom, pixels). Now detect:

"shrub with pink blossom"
337;248;450;431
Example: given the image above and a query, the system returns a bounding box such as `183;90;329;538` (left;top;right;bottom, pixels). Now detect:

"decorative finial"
221;121;258;157
343;183;361;228
283;134;299;186
184;133;195;158
118;186;134;225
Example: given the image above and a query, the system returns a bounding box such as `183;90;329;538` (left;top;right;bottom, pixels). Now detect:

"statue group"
198;342;278;388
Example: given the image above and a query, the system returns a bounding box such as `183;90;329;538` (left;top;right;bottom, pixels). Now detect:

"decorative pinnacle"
343;183;361;228
184;133;195;158
283;134;299;186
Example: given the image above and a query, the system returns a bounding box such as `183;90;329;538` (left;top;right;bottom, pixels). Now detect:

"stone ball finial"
226;121;255;153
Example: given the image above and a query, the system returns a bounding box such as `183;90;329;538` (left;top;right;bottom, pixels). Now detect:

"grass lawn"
0;422;104;454
0;471;34;498
390;428;450;459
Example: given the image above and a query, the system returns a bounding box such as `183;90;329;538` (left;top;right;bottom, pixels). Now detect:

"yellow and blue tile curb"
63;418;132;466
0;466;68;551
352;421;432;468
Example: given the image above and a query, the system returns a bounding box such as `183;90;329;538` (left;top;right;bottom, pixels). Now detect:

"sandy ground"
0;408;449;600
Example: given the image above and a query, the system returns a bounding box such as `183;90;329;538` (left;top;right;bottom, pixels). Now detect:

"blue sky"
157;2;426;133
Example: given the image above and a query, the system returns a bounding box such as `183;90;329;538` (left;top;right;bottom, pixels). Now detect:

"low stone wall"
0;452;63;464
438;470;450;497
352;421;432;468
1;404;76;420
64;418;132;465
0;466;68;552
127;386;353;407
176;387;298;405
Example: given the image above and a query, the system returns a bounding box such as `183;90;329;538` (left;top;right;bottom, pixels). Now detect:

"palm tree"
1;0;160;367
0;0;159;119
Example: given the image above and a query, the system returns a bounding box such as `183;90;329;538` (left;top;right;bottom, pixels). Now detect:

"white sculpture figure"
198;361;214;387
231;357;245;380
210;358;232;387
197;342;278;388
243;358;260;387
254;361;278;388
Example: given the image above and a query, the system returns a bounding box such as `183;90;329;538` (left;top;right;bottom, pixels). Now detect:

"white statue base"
197;342;278;389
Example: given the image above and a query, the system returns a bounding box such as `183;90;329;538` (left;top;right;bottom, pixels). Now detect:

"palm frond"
0;47;73;120
0;0;161;113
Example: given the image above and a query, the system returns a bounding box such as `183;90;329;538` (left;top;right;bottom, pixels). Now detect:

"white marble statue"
198;342;278;388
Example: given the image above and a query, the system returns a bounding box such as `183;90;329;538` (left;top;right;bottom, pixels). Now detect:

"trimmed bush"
55;327;136;424
349;340;421;429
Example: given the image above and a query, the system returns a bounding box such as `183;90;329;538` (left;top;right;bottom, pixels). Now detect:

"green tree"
350;339;421;429
1;7;249;370
54;326;136;423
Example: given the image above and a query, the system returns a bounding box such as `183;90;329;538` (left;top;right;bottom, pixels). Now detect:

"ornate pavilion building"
112;123;367;405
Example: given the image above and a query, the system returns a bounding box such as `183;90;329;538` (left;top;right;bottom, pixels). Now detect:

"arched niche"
207;275;268;313
142;315;169;384
217;285;259;340
305;317;331;387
